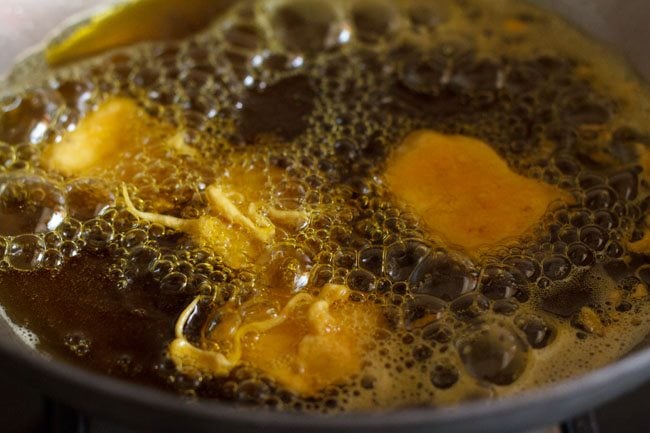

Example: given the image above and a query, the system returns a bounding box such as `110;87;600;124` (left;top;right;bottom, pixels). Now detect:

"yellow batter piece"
384;130;573;255
170;283;381;395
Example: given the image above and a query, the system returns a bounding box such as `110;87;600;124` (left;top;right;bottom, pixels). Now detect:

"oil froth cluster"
0;0;648;412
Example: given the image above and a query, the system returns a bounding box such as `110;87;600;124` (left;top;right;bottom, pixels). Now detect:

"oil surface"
0;0;649;412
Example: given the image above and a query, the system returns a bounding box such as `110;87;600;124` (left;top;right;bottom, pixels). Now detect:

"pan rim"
0;332;649;431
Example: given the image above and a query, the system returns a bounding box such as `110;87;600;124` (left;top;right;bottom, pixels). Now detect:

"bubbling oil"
0;0;650;412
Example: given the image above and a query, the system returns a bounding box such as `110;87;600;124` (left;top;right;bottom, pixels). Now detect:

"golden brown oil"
0;0;649;412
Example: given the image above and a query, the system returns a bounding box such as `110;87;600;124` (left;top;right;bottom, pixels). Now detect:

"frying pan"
0;1;649;432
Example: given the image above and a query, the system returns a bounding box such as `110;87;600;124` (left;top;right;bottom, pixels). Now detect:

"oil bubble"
457;322;528;385
7;234;45;271
0;174;66;236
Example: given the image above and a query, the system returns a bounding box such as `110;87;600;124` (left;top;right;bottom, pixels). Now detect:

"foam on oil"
0;0;649;412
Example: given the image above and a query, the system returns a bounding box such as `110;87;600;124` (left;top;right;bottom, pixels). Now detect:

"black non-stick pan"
0;1;649;432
